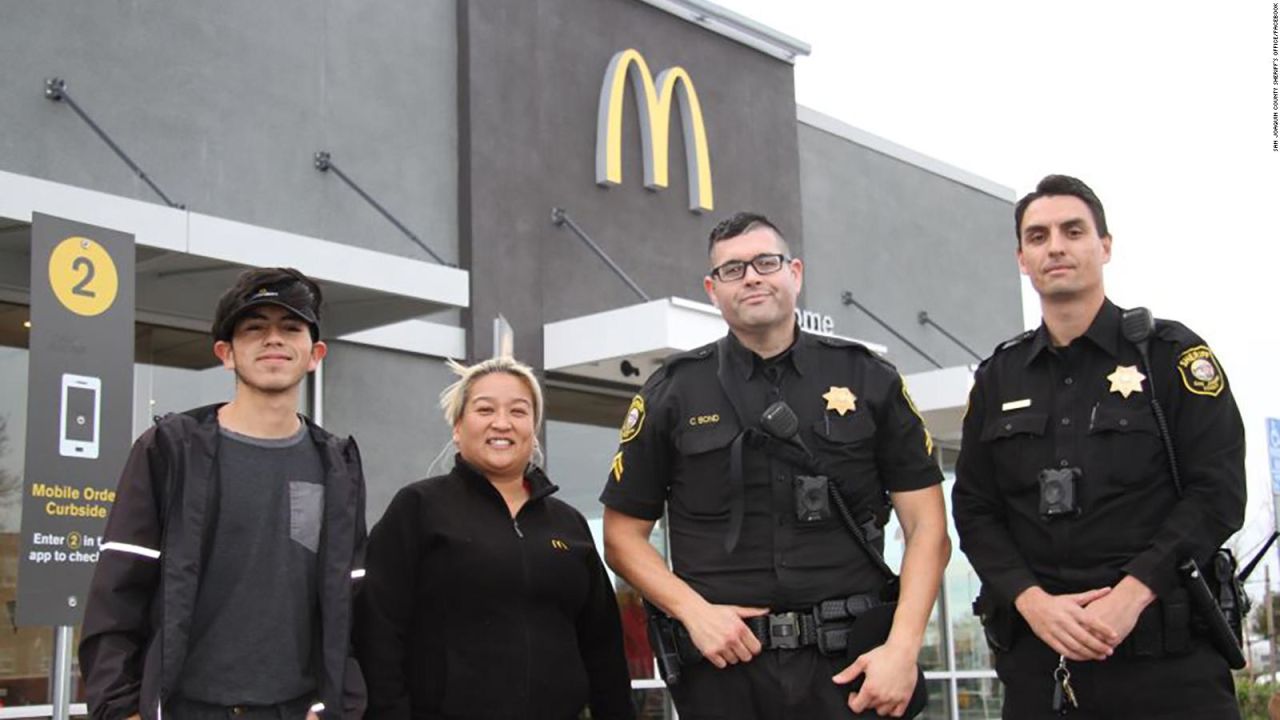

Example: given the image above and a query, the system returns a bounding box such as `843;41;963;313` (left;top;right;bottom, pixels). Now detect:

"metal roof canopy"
0;170;469;340
544;297;888;388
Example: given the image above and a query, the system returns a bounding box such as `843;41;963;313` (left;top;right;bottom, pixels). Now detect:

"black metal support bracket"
917;311;984;362
314;151;450;266
551;207;650;303
840;291;942;369
44;77;184;209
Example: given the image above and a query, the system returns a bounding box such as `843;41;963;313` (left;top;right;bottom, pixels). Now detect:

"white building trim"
635;0;811;63
0;170;469;310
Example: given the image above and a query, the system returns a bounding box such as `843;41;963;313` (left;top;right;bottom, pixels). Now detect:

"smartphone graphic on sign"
59;373;101;460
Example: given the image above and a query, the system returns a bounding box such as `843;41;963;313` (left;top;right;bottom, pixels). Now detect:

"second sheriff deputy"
952;174;1246;718
601;212;950;719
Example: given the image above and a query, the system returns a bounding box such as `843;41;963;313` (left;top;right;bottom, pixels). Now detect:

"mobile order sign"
19;213;134;626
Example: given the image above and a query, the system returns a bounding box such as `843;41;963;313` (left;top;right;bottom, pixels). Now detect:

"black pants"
995;634;1240;719
669;648;893;720
164;695;314;719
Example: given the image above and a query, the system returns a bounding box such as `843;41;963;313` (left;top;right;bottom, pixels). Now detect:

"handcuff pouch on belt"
813;593;880;655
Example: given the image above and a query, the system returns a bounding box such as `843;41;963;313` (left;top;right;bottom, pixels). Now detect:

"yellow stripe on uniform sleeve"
611;451;624;482
899;375;934;456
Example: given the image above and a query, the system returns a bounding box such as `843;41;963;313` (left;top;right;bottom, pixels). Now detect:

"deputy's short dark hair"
1014;175;1109;246
707;212;789;254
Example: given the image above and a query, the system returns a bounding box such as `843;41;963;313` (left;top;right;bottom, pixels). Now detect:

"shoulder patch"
1177;345;1225;397
619;394;646;443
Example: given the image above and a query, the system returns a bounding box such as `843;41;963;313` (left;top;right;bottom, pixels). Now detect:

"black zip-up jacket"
79;404;368;720
355;457;634;720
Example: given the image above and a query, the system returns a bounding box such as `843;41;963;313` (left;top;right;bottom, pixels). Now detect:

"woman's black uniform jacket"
355;457;634;720
78;404;368;720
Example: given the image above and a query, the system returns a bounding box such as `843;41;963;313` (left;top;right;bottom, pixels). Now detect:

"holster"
645;601;687;686
1181;556;1248;669
972;587;1014;654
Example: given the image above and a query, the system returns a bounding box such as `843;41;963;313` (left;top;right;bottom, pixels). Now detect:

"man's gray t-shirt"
178;422;325;705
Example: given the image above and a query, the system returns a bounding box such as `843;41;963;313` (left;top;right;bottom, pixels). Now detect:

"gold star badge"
823;386;857;416
1107;365;1146;398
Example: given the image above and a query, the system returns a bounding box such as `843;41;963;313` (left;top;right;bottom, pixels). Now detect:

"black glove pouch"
840;601;929;718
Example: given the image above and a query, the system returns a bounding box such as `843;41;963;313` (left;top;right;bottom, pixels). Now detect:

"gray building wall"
321;343;454;523
460;0;805;363
0;0;1024;516
0;0;459;264
797;122;1022;374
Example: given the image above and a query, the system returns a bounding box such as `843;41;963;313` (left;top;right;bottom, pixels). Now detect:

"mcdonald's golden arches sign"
595;48;713;213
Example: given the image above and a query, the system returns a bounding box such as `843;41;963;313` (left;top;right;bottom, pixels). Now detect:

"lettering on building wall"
796;308;834;335
596;48;714;213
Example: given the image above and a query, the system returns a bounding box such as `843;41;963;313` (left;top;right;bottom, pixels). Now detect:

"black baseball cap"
212;267;323;342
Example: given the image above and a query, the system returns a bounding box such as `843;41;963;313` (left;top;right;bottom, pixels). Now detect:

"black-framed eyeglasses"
709;253;789;282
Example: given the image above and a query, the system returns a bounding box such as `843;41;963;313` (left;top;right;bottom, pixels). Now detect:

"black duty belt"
672;593;881;661
746;611;822;650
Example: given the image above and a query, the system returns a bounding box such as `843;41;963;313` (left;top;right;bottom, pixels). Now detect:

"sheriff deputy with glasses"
600;212;951;719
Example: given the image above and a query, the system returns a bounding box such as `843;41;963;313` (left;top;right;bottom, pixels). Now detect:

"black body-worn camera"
794;474;832;522
1037;467;1081;518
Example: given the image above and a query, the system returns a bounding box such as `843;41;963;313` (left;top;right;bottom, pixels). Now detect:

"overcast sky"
714;1;1280;572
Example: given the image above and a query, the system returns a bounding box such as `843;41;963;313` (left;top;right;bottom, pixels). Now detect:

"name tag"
1001;398;1032;411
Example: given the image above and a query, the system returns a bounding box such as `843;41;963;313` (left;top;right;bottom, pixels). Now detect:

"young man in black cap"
79;267;367;720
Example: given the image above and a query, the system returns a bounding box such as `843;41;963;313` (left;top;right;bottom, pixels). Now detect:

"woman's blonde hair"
439;356;544;431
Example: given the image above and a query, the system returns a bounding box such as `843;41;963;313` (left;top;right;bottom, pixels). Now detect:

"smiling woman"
443;357;544;512
355;356;636;720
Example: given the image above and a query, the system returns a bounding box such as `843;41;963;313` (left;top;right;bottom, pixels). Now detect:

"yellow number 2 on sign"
48;236;119;317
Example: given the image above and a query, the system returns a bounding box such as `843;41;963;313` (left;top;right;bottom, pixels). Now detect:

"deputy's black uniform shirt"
600;328;941;609
952;299;1245;605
